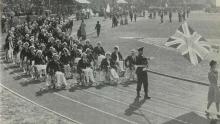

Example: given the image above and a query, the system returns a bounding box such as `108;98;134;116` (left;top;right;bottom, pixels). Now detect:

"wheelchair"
33;64;47;81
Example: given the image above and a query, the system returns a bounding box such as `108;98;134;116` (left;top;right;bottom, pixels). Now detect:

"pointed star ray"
165;22;211;65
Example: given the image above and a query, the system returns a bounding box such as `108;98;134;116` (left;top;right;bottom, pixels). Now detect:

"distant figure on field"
169;11;172;23
160;11;164;23
95;21;101;37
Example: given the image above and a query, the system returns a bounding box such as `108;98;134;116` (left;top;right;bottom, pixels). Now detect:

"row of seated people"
11;38;137;89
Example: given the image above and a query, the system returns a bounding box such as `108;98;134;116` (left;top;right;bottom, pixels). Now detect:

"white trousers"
35;65;46;77
55;71;67;87
98;68;119;82
125;68;136;80
82;67;95;83
46;72;67;87
64;64;72;78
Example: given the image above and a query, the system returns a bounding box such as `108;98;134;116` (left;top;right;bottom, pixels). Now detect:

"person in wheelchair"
124;49;137;81
46;53;67;89
93;42;105;70
77;53;95;86
27;45;36;78
85;48;94;64
33;50;47;81
70;44;82;73
14;40;23;67
100;52;119;84
83;39;93;52
111;46;125;75
60;48;72;79
20;42;30;74
93;42;105;59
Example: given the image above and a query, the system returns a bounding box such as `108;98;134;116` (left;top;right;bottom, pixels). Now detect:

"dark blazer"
83;44;93;52
135;54;148;74
60;54;71;65
100;58;116;71
34;56;46;65
125;55;136;70
87;53;94;63
77;59;91;73
20;48;29;60
46;60;64;75
27;51;36;61
93;46;105;57
111;51;123;62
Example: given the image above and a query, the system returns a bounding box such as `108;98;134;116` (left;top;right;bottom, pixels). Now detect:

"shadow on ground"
124;97;152;124
163;112;220;124
120;80;136;87
20;79;42;87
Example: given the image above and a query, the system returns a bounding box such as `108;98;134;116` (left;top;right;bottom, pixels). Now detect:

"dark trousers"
97;29;100;37
136;72;148;95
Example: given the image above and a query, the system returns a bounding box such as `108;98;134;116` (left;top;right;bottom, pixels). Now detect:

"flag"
165;22;211;65
106;4;110;13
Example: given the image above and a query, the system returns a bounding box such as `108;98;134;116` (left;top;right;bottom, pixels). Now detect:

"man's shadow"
124;97;152;124
35;87;65;96
124;97;146;116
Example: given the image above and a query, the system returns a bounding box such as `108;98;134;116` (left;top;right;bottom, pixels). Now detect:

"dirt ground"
0;87;74;124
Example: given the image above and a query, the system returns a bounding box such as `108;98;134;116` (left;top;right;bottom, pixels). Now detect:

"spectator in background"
1;15;7;33
79;20;86;41
182;10;186;21
187;7;191;18
134;11;137;22
95;21;101;37
160;10;164;23
169;10;172;23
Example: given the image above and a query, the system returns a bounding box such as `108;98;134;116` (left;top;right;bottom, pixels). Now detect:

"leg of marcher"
143;72;150;99
136;74;142;98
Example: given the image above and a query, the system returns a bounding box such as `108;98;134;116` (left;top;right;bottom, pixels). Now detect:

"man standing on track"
135;47;151;99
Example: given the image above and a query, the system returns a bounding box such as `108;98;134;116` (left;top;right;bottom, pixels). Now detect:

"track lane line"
1;61;206;119
1;60;205;124
0;83;82;124
0;61;138;124
1;62;190;124
71;88;193;124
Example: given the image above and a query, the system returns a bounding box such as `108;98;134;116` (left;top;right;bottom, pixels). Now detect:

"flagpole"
147;39;167;60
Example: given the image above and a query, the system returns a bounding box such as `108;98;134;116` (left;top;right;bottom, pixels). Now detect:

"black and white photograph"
0;0;220;123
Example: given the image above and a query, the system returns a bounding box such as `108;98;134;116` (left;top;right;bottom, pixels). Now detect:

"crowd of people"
148;7;191;23
4;15;151;98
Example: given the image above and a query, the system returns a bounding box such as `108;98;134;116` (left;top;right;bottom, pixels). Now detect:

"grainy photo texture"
0;0;220;124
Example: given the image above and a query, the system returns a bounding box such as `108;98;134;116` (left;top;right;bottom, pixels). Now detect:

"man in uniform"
135;47;150;99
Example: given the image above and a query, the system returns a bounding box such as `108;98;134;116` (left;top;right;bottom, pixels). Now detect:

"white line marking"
0;83;82;124
1;60;202;124
114;86;206;115
1;61;205;117
0;61;138;124
80;89;191;124
55;93;138;124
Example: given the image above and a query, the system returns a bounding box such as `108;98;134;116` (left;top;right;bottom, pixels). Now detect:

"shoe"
144;95;151;99
136;92;141;98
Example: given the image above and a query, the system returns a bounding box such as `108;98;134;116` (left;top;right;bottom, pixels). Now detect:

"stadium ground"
1;11;220;124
